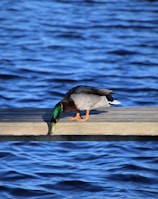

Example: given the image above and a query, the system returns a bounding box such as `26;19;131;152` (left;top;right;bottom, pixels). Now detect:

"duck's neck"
61;99;77;112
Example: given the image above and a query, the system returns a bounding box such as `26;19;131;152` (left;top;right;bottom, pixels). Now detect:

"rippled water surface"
1;0;158;108
0;0;158;198
1;142;158;198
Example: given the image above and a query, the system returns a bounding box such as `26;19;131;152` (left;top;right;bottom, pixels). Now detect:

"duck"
50;85;120;134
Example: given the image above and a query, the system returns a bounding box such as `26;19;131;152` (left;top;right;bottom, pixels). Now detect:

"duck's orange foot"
78;110;90;122
78;117;89;122
68;112;81;121
69;116;81;121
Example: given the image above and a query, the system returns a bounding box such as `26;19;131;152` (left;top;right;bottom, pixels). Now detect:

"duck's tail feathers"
109;100;121;105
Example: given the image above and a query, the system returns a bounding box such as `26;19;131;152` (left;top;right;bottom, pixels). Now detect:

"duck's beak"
48;122;56;135
50;123;56;134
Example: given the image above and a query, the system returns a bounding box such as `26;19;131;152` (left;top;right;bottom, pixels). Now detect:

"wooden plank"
0;107;158;139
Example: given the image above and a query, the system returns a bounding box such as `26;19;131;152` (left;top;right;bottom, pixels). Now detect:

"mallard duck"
50;85;120;134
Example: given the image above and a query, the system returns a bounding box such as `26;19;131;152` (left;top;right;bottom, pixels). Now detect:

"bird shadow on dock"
42;109;108;135
42;109;52;135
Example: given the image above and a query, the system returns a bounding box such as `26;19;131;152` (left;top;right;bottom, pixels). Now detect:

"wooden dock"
0;107;158;141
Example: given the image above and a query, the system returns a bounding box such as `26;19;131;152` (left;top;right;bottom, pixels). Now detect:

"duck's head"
50;103;63;133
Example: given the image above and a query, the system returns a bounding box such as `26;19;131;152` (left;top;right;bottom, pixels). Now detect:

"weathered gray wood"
0;107;158;139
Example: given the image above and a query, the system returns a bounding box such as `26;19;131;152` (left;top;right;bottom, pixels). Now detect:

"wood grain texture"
0;107;158;136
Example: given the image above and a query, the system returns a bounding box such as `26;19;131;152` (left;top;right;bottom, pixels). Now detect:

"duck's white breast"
71;94;110;110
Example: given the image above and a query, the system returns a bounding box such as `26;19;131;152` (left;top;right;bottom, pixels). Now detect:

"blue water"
1;142;158;198
0;0;158;198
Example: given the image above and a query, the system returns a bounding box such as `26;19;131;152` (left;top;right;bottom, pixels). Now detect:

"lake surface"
0;0;158;198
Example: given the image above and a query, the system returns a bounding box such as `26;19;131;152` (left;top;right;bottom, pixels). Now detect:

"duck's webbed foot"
69;112;81;121
78;110;90;122
69;110;90;122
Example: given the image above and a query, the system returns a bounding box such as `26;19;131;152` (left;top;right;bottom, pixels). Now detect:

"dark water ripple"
1;0;158;198
0;142;158;198
0;0;158;107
